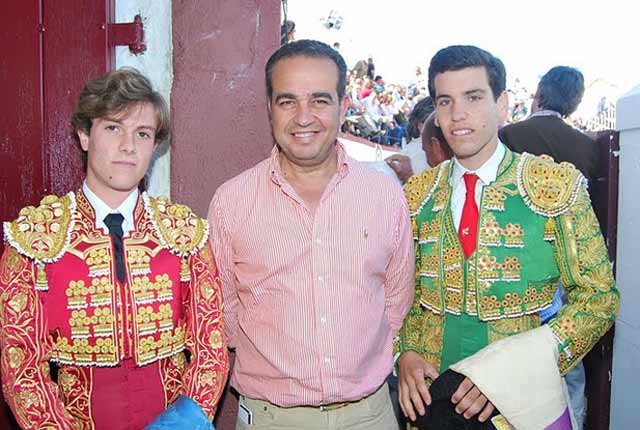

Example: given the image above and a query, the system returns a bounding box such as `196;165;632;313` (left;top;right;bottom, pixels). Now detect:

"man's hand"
397;351;440;421
386;154;413;183
451;377;495;422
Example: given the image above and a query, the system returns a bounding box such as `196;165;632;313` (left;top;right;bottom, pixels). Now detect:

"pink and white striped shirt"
208;143;414;407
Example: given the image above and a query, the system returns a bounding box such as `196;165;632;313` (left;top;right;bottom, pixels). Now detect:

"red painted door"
0;1;114;427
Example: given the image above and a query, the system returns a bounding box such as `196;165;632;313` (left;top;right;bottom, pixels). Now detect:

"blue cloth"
539;285;565;323
145;396;213;430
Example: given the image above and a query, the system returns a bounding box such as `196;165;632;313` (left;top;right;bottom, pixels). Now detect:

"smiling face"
433;66;508;170
268;56;349;170
78;102;158;207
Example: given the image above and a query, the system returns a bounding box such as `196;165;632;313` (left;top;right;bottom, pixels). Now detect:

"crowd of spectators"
342;64;429;147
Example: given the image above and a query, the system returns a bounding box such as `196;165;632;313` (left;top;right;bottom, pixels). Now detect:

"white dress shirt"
450;141;506;230
82;182;139;237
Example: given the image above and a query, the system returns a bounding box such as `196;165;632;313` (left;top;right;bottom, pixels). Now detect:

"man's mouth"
113;160;137;167
451;128;473;136
291;131;319;138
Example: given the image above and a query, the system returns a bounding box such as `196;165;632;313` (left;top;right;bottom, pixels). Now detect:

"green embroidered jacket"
399;148;619;374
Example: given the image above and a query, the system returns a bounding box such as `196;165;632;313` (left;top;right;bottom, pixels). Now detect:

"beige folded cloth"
450;325;575;430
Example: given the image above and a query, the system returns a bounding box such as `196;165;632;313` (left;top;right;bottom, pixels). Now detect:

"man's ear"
339;95;349;123
78;130;90;151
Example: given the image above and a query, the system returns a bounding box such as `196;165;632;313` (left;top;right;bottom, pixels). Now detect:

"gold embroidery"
488;314;540;343
420;252;439;278
66;278;114;310
501;256;522;281
544;218;555;241
8;291;28;313
136;304;174;336
442;247;462;271
517;153;586;217
52;337;118;365
550;189;619;373
209;329;223;349
131;274;174;305
479;213;502;246
85;245;111;277
6;347;25;369
503;223;525;248
126;246;152;275
483;186;507;211
57;366;94;430
159;352;187;408
3;193;76;264
419;218;440;244
422;311;445;370
0;247;25;285
404;163;447;214
432;188;449;212
477;249;500;282
138;326;186;365
143;194;209;258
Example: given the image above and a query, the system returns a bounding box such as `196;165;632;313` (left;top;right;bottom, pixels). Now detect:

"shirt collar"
82;181;138;236
451;140;506;187
269;140;351;185
529;109;562;119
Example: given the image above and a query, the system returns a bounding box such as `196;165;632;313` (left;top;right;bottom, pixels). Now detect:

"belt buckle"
319;402;349;412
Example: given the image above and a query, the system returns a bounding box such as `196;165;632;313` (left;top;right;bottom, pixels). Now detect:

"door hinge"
108;14;146;54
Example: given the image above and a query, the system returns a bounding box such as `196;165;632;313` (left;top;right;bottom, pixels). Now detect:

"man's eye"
469;95;482;102
437;99;450;107
137;131;152;139
279;100;295;107
105;125;119;131
312;99;330;105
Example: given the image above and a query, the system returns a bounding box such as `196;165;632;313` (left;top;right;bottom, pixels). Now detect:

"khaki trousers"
236;383;399;430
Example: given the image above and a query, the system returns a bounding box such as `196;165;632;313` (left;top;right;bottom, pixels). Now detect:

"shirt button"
316;238;322;245
320;316;327;324
324;357;330;364
318;275;324;282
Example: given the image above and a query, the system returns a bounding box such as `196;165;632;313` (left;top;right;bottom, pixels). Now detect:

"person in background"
499;65;598;184
386;106;452;183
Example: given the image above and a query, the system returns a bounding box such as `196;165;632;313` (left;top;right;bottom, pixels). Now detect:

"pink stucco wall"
171;0;280;217
171;2;280;428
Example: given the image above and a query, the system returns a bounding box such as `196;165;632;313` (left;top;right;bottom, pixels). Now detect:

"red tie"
459;173;479;259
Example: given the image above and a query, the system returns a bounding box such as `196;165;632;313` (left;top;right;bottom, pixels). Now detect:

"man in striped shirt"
208;39;415;430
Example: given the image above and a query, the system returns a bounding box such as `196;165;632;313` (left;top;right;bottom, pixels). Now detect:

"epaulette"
403;161;450;215
3;192;76;290
516;153;586;217
143;193;209;281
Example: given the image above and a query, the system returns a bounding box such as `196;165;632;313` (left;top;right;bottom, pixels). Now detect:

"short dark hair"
280;20;295;46
407;96;434;140
265;39;347;100
71;67;170;145
537;66;585;116
423;112;446;145
428;45;506;101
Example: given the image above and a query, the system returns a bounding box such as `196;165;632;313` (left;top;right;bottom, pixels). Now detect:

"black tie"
104;213;126;283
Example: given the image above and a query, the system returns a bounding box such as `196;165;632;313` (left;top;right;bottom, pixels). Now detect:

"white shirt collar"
82;182;139;236
529;109;562;119
451;140;506;188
